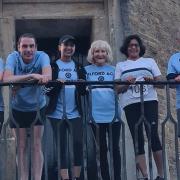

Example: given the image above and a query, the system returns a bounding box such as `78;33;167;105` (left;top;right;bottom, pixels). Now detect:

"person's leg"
89;124;110;180
136;154;148;178
33;126;44;180
177;109;180;137
0;111;4;135
59;121;69;180
71;118;83;179
99;124;110;180
124;103;148;178
87;124;98;180
12;110;30;180
111;122;121;180
144;101;164;178
16;128;29;180
153;150;164;178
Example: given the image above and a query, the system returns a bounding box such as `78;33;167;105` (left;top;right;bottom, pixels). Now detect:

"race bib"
131;84;148;98
130;76;148;98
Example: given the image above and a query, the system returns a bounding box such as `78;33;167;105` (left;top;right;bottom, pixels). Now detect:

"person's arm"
166;54;179;88
114;62;136;94
38;52;52;84
144;58;164;89
0;59;4;82
144;75;164;89
3;70;39;83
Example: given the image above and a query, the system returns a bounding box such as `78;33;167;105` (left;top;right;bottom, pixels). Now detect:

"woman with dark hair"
46;35;86;180
115;34;164;180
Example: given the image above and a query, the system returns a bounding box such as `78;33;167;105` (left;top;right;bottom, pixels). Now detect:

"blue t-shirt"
47;59;80;120
0;58;4;111
5;51;50;111
167;52;180;109
85;64;116;123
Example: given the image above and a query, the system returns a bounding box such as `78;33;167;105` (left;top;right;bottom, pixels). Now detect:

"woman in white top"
115;34;164;180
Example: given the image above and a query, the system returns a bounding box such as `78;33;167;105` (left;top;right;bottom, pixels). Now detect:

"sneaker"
155;176;164;180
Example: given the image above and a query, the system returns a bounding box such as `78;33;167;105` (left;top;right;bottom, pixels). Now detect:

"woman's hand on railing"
56;79;66;83
175;75;180;82
115;76;136;94
143;76;164;89
143;76;154;82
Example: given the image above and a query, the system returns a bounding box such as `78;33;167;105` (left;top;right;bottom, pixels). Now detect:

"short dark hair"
120;34;146;57
18;33;37;45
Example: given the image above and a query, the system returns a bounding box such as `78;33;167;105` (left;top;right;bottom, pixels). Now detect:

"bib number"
131;84;148;97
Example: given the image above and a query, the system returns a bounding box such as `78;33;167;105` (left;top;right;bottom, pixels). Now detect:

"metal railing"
0;80;179;180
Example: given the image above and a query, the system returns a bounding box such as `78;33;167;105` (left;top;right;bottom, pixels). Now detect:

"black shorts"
9;107;46;128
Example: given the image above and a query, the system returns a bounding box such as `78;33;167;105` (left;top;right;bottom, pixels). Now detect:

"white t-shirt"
115;57;161;108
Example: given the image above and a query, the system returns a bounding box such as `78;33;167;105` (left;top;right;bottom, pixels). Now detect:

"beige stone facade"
0;0;180;179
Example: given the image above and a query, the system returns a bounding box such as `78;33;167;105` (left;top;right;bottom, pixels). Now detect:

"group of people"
0;32;179;180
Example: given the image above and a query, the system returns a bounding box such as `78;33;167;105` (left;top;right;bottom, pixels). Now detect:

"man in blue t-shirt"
167;30;180;137
3;33;52;180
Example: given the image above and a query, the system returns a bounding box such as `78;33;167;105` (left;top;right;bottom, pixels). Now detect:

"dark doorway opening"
15;18;92;65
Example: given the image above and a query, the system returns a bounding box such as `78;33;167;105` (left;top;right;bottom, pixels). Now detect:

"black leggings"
124;100;162;155
91;122;121;180
49;118;83;169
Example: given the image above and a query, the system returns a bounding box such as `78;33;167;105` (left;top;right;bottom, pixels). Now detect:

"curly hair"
120;34;146;57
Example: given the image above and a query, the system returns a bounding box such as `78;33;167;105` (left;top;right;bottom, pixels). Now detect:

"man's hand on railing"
30;74;50;84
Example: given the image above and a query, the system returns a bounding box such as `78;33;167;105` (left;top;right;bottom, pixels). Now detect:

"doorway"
15;18;92;65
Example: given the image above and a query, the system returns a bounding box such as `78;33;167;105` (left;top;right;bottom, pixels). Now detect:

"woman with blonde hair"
85;40;121;180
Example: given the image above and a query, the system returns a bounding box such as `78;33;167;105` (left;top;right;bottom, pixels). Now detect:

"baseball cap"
59;35;76;44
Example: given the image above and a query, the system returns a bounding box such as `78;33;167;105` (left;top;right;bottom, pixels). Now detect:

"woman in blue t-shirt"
85;40;121;180
46;35;86;180
0;58;4;135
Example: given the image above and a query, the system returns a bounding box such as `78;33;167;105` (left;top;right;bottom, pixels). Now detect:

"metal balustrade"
0;80;179;180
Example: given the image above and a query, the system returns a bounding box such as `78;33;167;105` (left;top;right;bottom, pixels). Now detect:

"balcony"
0;80;179;180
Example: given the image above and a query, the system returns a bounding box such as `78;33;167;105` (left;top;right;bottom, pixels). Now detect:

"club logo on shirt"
65;73;72;78
98;76;104;81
